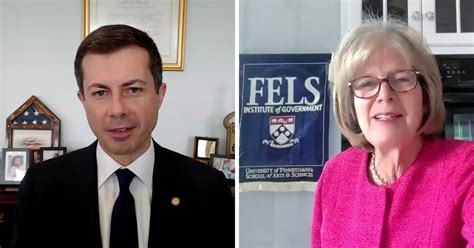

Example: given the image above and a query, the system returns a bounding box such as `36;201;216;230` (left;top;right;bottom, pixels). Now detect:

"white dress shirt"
97;140;154;248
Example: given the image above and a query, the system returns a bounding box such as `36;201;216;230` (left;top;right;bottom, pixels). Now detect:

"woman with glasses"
311;18;474;247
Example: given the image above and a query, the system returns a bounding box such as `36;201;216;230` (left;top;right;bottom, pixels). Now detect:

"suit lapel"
73;141;102;247
148;141;186;247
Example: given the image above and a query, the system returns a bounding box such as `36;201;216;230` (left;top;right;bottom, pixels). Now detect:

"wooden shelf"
0;189;17;248
0;188;18;203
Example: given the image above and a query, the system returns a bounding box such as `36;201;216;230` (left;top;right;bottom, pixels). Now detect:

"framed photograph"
30;149;40;165
38;147;67;162
193;136;219;161
82;0;186;71
209;154;235;180
6;96;61;149
12;129;53;150
0;148;30;185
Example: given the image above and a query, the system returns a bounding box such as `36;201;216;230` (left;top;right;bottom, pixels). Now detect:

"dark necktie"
110;168;138;248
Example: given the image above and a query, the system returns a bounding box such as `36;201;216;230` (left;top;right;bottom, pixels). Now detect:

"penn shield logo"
263;115;299;148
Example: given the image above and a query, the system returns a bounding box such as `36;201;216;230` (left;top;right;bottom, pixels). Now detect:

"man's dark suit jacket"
10;141;234;248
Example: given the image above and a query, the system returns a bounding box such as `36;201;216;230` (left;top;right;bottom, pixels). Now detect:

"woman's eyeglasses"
348;70;420;99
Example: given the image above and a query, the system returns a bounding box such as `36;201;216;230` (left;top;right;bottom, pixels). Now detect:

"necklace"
370;153;392;185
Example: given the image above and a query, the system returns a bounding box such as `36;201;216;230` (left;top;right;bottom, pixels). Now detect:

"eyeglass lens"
351;71;417;98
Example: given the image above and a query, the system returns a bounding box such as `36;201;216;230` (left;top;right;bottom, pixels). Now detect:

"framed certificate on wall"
82;0;186;71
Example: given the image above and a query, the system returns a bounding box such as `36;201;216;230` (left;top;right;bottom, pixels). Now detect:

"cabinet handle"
424;11;435;21
412;11;421;20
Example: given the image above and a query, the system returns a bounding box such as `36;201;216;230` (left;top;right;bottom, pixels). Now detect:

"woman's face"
353;47;425;149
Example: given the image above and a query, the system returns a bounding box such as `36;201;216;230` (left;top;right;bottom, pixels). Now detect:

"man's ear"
157;83;167;105
77;90;85;104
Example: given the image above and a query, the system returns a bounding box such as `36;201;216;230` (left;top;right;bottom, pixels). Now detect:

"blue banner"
239;54;330;185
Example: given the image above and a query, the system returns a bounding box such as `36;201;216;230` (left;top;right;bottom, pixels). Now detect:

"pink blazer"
311;138;474;247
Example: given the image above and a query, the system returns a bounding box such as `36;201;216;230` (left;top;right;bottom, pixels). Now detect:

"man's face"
78;46;166;164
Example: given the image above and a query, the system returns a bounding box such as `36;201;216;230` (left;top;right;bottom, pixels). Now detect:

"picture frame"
38;147;67;162
0;148;30;186
209;154;235;180
6;96;61;149
82;0;186;71
12;129;53;150
193;136;219;161
30;149;40;165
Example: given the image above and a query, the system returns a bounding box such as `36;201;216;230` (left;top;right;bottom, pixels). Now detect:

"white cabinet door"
340;0;474;54
406;0;422;32
341;0;421;36
340;0;363;38
422;0;474;48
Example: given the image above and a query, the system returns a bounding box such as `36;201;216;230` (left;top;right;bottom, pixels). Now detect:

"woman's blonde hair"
329;18;445;151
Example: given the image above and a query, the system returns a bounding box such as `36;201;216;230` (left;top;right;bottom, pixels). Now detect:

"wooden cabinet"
341;0;474;54
0;189;17;248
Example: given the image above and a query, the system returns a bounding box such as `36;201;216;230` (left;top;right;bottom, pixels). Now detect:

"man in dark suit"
11;24;234;248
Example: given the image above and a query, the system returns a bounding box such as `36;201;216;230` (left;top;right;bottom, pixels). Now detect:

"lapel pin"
171;197;181;207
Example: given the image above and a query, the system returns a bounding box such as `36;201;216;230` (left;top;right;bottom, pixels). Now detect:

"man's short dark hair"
74;24;163;94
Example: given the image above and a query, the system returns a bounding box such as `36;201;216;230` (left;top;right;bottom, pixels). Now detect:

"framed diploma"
82;0;186;71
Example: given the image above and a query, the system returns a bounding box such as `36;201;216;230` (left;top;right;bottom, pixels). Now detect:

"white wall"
0;0;235;157
239;0;341;247
158;0;235;155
